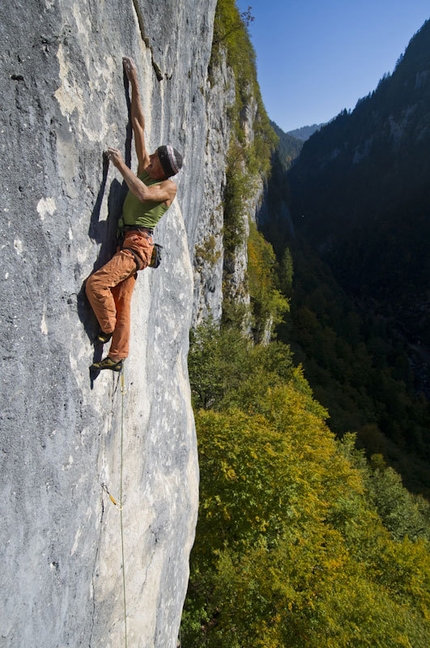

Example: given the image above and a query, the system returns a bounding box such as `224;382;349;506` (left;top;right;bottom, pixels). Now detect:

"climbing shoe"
90;357;123;372
95;330;112;344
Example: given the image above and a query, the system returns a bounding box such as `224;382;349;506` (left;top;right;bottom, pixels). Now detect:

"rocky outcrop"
191;52;235;326
0;1;217;646
192;67;265;327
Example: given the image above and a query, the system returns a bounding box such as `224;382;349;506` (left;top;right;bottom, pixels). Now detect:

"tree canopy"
182;323;430;647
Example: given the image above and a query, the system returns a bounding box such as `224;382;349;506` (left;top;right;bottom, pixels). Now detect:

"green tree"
182;380;430;647
247;222;289;342
279;247;294;297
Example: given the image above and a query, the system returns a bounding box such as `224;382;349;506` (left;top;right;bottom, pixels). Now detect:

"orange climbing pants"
85;231;153;361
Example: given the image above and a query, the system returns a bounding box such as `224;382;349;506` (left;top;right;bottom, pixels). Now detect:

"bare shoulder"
158;179;176;208
161;179;177;198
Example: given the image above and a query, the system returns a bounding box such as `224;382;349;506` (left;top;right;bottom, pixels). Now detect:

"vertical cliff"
0;1;217;646
192;53;235;325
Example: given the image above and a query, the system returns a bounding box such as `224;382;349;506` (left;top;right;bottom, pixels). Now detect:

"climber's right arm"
106;148;177;207
123;56;149;175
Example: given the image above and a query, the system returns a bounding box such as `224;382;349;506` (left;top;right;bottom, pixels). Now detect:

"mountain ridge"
287;122;324;141
260;17;430;491
288;18;430;350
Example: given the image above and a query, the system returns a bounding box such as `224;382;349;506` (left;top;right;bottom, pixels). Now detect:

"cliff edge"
0;1;217;646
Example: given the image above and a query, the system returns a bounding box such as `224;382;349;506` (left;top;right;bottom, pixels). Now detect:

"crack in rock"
131;0;164;81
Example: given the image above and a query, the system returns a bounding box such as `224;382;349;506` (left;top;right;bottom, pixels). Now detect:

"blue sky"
235;0;430;132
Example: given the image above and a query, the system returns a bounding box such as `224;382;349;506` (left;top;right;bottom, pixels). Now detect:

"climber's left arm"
123;56;149;175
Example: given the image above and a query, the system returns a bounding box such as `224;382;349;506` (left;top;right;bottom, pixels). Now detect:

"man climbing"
86;56;183;372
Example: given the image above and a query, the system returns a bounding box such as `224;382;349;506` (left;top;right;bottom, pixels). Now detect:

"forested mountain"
270;121;303;170
287;123;324;141
288;19;430;352
261;18;430;494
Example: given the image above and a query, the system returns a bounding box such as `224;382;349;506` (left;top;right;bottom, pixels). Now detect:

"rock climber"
86;56;183;372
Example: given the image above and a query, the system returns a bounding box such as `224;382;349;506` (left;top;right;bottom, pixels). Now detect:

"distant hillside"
269;121;326;172
287;123;324;140
258;18;430;495
288;19;430;352
270;121;303;170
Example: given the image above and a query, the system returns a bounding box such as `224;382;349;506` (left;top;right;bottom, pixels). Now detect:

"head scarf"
157;145;183;178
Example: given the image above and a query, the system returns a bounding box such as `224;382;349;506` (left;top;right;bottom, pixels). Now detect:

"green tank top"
121;170;169;229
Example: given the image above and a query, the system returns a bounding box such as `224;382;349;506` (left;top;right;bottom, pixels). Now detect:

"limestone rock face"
0;1;216;646
191;53;235;326
191;62;265;326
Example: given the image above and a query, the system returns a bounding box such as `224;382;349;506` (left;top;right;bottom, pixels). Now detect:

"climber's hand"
106;147;123;169
123;56;138;83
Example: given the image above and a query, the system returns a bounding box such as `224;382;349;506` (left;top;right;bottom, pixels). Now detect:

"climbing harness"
119;225;163;269
101;365;128;648
119;368;128;648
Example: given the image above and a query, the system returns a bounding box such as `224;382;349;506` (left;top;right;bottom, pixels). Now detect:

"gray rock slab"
0;1;218;646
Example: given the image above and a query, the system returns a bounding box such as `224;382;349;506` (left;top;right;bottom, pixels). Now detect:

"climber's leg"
85;250;137;335
107;271;137;361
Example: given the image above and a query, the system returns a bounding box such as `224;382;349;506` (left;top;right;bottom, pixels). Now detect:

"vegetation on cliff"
182;4;430;646
182;320;430;646
209;0;279;334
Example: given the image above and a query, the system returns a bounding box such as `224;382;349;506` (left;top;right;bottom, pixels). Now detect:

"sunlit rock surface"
0;1;217;646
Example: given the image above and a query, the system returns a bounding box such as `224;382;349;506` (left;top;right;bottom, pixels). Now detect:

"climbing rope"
101;367;128;648
119;367;128;648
